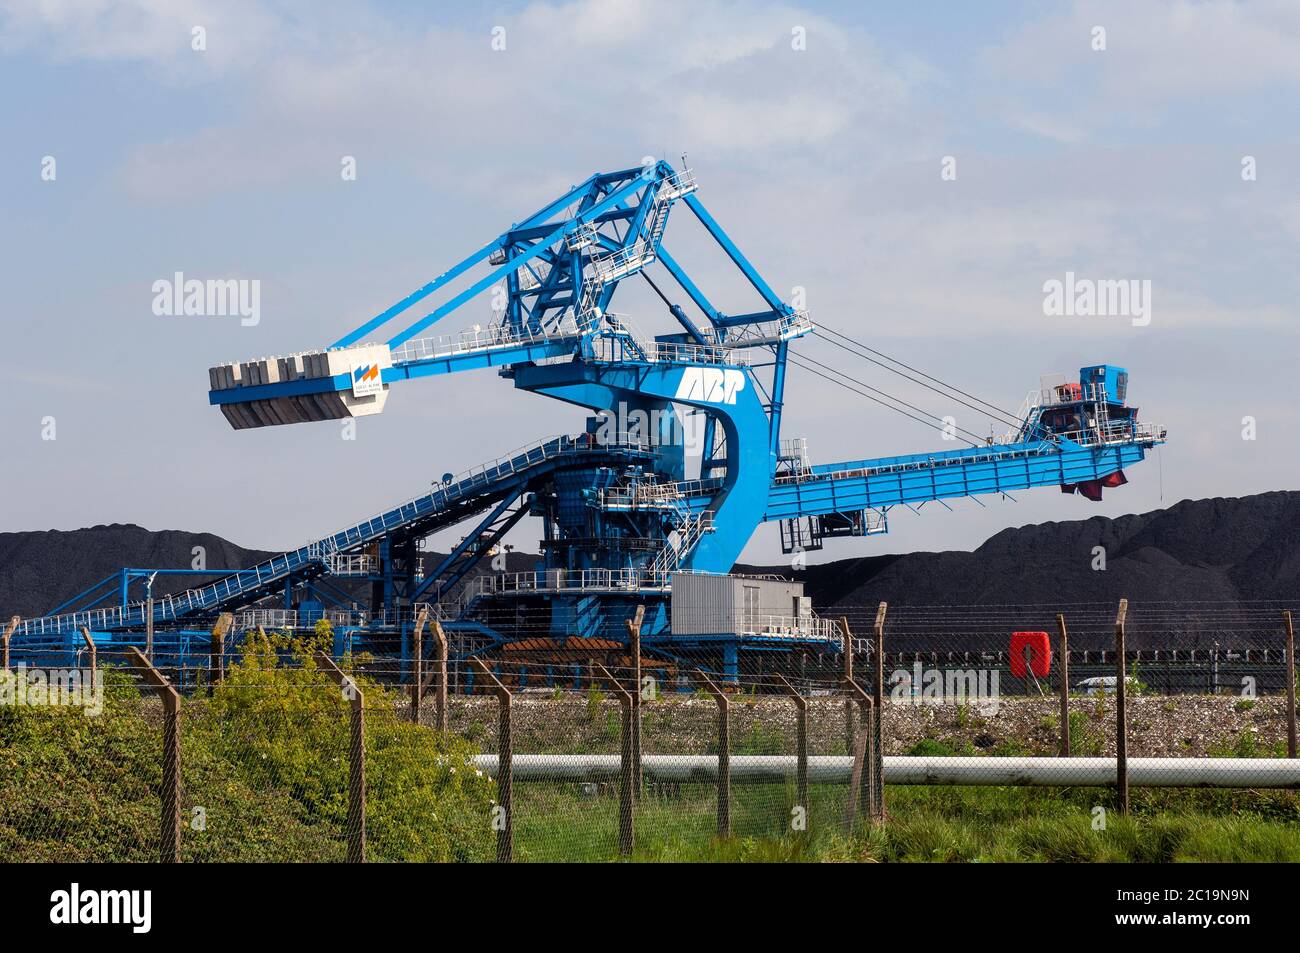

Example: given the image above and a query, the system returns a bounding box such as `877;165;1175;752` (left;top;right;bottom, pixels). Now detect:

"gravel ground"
429;692;1293;758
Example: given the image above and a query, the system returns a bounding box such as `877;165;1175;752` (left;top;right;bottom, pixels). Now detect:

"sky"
1;0;1297;566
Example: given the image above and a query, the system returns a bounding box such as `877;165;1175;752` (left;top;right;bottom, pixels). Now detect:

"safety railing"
325;554;377;576
589;241;654;285
650;512;715;575
1006;381;1078;439
780;415;1166;493
648;339;751;365
581;169;693;292
1004;380;1112;441
778;309;813;339
775;441;1065;486
718;310;813;348
462;568;673;602
390;322;574;365
741;614;841;641
589;331;750;367
1052;420;1167;449
594;478;718;510
596;485;680;510
658;168;698;200
565;221;600;251
309;433;659;560
15;433;664;637
778;436;811;473
235;608;369;631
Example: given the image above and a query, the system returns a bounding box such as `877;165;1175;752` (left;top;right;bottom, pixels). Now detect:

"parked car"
1076;675;1138;696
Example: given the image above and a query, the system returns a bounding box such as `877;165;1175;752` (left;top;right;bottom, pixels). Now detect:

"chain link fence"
2;600;1297;861
0;649;163;861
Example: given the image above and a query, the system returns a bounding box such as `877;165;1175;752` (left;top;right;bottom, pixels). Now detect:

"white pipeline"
472;754;1300;789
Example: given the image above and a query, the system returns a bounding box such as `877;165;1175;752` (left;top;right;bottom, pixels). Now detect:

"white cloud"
64;0;917;201
979;0;1300;139
665;90;850;151
0;0;281;70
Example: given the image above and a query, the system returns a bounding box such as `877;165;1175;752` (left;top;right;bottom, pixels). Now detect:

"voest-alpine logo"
351;362;382;398
674;367;746;405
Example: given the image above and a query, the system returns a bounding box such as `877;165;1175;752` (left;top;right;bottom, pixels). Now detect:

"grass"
508;782;1300;863
1068;710;1107;755
5;651;1299;863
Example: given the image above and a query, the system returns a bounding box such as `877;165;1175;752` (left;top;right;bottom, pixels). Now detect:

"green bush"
203;628;496;862
907;738;957;757
1068;710;1105;756
585;684;606;722
0;671;341;861
1;629;496;862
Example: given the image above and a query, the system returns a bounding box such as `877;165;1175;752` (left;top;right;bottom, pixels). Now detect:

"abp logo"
674;367;746;405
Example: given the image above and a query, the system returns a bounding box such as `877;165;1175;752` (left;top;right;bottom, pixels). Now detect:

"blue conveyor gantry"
11;161;1167;659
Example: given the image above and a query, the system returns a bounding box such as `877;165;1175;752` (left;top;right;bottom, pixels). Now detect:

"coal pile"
0;524;274;617
745;491;1300;649
2;493;1297;649
0;524;534;619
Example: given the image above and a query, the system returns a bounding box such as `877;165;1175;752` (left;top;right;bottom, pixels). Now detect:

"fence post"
79;626;96;680
626;605;645;799
695;668;730;838
774;674;808;826
1057;612;1071;757
872;601;887;820
2;615;17;672
469;657;512;863
595;662;635;857
424;620;450;732
840;616;855;755
208;612;232;691
410;607;428;723
315;652;366;863
1284;608;1294;759
125;646;181;863
842;676;880;828
1114;598;1129;814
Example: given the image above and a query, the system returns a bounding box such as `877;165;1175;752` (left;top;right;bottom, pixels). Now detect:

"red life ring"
1010;631;1052;677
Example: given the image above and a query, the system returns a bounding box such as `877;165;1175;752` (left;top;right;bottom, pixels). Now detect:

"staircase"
649;509;715;577
576;170;696;331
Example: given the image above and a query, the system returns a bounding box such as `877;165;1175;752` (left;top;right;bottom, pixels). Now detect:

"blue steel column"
723;642;739;683
768;340;789;459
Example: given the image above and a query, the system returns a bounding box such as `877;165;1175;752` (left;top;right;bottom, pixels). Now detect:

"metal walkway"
13;435;655;639
766;434;1157;521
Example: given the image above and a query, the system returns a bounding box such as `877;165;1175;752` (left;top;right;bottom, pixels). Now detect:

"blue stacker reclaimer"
12;162;1166;675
